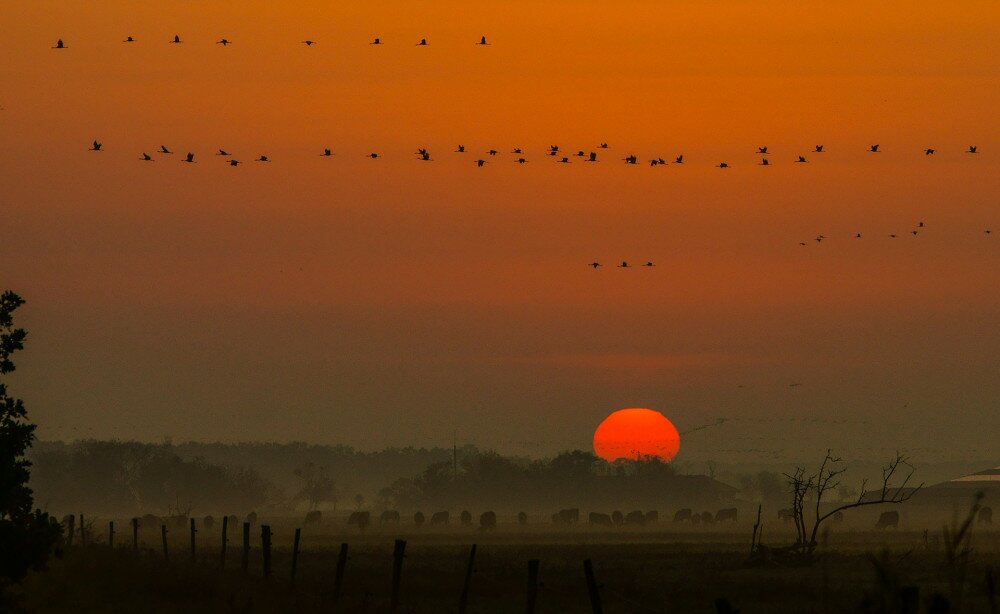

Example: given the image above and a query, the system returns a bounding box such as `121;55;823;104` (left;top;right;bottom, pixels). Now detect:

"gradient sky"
2;1;999;463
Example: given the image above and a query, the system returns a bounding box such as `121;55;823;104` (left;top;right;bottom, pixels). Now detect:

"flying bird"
217;38;231;46
321;148;333;157
416;38;428;46
559;157;570;163
140;153;153;161
302;40;317;46
476;159;485;167
52;39;67;49
795;156;807;163
855;233;862;238
217;149;230;156
229;159;240;167
599;143;609;149
869;144;880;152
419;151;431;161
925;148;935;155
759;158;769;166
89;140;102;151
455;145;466;153
623;155;637;164
256;155;269;162
370;38;381;45
159;145;172;154
183;152;195;163
587;152;598;162
757;146;768;154
124;36;135;43
575;151;585;157
516;157;527;164
618;261;630;268
968;145;978;153
487;150;498;156
477;36;489;45
368;153;379;159
170;35;182;44
717;162;729;168
512;148;523;154
589;262;602;269
643;262;655;267
675;155;684;164
814;145;824;152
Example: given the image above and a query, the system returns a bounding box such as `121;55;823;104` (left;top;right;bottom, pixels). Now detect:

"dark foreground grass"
10;530;1000;613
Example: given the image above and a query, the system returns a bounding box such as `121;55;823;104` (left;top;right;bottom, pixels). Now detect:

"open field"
12;516;1000;613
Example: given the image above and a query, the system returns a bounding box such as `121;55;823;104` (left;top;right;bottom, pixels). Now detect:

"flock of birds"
50;35;493;49
85;140;984;170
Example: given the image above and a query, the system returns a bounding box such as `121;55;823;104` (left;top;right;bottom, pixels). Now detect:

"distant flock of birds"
85;140;984;170
50;35;493;49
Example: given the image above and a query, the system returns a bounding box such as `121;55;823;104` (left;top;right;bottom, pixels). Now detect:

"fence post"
66;514;75;548
583;559;603;614
80;513;86;546
390;539;406;613
190;518;197;564
108;521;114;548
291;528;302;586
161;525;169;561
132;518;139;553
241;522;250;573
332;543;348;609
220;515;228;569
261;525;272;579
459;544;477;614
526;559;540;614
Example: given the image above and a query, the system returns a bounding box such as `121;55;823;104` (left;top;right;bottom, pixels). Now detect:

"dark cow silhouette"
517;512;528;526
673;509;693;523
556;508;580;524
304;510;322;525
380;510;401;525
430;511;449;526
875;511;899;529
979;507;993;525
479;511;497;531
624;510;645;526
348;511;371;531
715;508;738;523
644;510;659;524
413;512;426;527
777;509;794;523
700;512;715;525
203;515;215;530
246;512;258;526
460;510;473;527
589;512;613;527
612;510;624;527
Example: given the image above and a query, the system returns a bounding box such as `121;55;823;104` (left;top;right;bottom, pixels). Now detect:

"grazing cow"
715;508;738;523
612;510;624;527
460;510;473;527
589;512;614;527
624;511;645;526
380;510;401;525
430;511;450;526
413;512;426;527
348;511;371;531
644;510;659;524
875;511;899;529
558;508;580;524
304;510;322;525
479;511;497;531
979;507;993;525
518;512;528;526
777;509;794;523
700;512;715;525
203;515;215;530
246;512;259;526
673;509;693;523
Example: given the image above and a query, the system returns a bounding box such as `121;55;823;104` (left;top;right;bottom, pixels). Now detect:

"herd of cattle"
120;505;994;533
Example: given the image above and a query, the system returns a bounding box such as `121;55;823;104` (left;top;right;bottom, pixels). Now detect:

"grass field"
10;512;1000;613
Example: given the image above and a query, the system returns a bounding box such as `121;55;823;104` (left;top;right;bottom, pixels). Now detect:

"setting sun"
592;407;681;462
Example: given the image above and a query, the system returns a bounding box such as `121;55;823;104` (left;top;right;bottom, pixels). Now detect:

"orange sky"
1;1;999;462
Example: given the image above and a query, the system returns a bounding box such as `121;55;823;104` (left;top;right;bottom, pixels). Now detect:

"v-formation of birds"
87;141;983;169
51;34;492;49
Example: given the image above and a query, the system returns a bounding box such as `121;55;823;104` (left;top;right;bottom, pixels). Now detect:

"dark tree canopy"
0;291;62;585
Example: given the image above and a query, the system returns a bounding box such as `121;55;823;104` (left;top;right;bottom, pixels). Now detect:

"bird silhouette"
799;242;807;246
759;159;769;166
159;145;172;154
643;262;655;267
855;233;862;238
229;159;240;167
889;234;897;238
477;36;489;45
623;155;637;164
618;261;630;268
649;159;660;166
53;39;67;49
925;148;935;155
575;151;585;157
455;145;465;153
419;151;431;161
302;40;317;46
141;153;153;161
559;157;570;163
256;155;269;162
516;158;527;164
217;149;230;156
968;145;978;153
589;262;602;269
512;148;523;154
814;145;824;152
170;35;182;44
717;162;729;168
416;38;428;46
321;148;333;157
183;152;195;163
368;153;379;159
124;36;135;43
869;144;880;152
911;230;918;236
599;143;609;149
89;140;102;151
370;38;381;45
476;159;485;167
217;38;231;46
917;222;925;228
587;152;598;162
795;156;807;163
757;146;768;154
549;145;559;153
675;155;684;164
986;230;992;235
487;150;498;156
